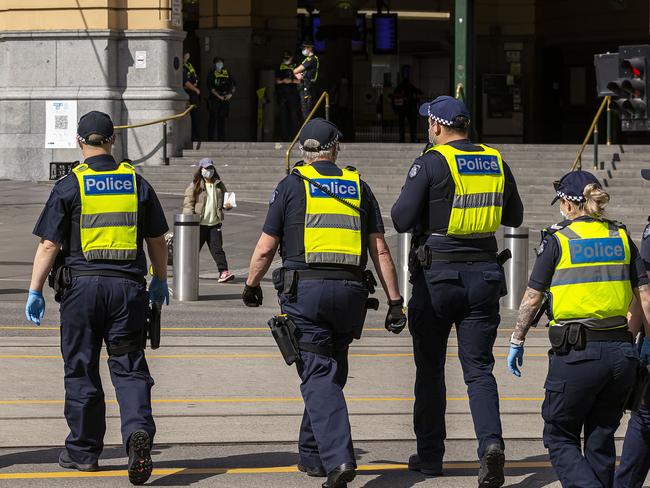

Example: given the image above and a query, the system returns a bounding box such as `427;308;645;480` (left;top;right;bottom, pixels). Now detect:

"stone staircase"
138;142;650;241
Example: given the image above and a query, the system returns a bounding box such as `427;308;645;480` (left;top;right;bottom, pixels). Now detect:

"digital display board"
310;15;366;54
372;13;398;55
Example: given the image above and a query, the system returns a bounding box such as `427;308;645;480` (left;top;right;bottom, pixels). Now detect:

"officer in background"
25;111;170;485
242;118;406;488
183;50;201;142
615;169;650;488
207;56;236;141
391;96;523;487
507;170;650;488
275;50;300;141
293;41;319;119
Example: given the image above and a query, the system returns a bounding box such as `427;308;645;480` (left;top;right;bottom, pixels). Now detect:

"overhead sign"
45;100;77;149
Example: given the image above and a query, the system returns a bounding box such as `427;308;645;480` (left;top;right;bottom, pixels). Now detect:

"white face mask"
201;168;214;179
215;62;224;71
302;49;309;56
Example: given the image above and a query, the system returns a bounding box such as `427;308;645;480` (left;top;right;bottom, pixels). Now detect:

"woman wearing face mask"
207;56;236;142
507;170;650;488
183;158;234;283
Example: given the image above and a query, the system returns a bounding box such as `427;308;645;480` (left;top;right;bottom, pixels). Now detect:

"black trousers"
300;84;314;119
199;224;228;272
278;92;300;141
208;98;229;141
186;92;200;141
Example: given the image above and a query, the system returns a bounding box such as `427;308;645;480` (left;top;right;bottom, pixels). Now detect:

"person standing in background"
275;51;300;141
293;41;319;120
207;57;236;142
183;50;201;142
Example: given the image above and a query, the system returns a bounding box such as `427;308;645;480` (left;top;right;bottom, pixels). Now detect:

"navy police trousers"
615;402;650;488
59;276;156;465
408;260;505;462
543;341;637;488
280;278;368;474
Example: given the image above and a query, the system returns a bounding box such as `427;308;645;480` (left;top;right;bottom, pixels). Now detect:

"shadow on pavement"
198;293;244;301
0;445;136;470
504;454;558;488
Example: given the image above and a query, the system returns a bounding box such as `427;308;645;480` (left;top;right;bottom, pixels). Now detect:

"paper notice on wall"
171;0;182;27
135;51;147;69
224;192;237;208
45;100;77;149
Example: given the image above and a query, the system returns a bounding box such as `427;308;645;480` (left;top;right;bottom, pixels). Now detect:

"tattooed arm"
512;287;545;343
633;283;650;338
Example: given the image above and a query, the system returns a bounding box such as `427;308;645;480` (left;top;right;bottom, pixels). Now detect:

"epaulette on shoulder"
541;220;571;238
602;218;627;230
344;165;358;174
293;160;305;168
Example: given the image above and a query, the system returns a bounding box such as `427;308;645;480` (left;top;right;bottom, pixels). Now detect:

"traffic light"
602;45;650;131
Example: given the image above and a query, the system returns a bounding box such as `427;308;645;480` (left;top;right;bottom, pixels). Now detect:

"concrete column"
0;1;187;180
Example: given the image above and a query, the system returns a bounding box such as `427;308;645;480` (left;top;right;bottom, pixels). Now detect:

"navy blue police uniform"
276;55;300;141
391;97;524;481
207;63;236;142
33;154;167;466
614;215;650;488
183;59;200;141
263;122;385;480
298;45;319;119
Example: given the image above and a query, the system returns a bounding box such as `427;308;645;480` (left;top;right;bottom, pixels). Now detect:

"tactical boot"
478;444;505;488
408;454;443;476
322;462;356;488
127;430;153;485
298;463;327;477
58;450;99;472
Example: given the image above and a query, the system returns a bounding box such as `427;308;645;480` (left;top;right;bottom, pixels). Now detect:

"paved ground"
0;180;645;487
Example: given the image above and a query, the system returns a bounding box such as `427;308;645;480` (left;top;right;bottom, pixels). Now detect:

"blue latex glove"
641;337;650;364
25;289;45;326
507;345;524;377
148;277;169;305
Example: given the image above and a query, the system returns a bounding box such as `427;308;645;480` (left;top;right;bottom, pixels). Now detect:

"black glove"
242;284;263;307
385;297;407;334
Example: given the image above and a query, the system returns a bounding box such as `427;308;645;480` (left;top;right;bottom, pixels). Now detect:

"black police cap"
551;170;602;205
299;118;342;152
77;111;114;146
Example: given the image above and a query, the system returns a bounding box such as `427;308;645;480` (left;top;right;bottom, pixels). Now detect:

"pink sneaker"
218;270;235;283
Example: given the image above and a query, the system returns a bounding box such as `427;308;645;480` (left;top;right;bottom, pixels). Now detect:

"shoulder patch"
536;238;548;257
643;223;650;239
409;163;421;179
269;190;278;205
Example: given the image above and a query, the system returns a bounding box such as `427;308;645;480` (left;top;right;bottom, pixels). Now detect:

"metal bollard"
397;233;412;306
503;226;529;310
173;213;200;301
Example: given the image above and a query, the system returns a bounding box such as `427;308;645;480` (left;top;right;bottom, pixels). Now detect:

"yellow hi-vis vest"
548;219;632;328
294;164;362;267
427;144;505;238
73;161;138;261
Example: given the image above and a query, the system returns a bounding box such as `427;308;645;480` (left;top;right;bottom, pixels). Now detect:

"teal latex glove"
148;277;169;305
641;337;650;364
25;289;45;326
507;344;524;377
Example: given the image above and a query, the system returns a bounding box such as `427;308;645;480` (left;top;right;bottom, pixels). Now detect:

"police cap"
77;111;114;146
418;95;470;128
299;118;342;152
551;170;602;205
302;39;314;48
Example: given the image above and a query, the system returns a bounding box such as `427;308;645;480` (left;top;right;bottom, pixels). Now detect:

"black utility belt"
296;269;364;282
549;323;632;353
70;269;146;285
416;246;497;267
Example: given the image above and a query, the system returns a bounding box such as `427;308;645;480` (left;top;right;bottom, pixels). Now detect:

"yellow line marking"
0;353;548;359
0;461;555;480
0;396;544;406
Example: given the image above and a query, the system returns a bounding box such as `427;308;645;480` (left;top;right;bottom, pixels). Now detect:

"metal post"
606;97;612;145
593;125;599;170
162;121;168;165
454;0;472;112
325;96;330;121
503;227;529;310
173;214;200;301
397;233;412;306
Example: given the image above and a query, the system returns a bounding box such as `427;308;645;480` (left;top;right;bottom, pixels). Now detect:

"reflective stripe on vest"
73;161;138;261
549;219;632;327
184;62;197;79
427;144;505;239
295;164;362;267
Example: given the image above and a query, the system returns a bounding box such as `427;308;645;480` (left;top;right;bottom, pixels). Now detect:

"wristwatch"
510;333;525;347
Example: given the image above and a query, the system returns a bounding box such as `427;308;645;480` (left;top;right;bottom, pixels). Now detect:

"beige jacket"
182;179;228;224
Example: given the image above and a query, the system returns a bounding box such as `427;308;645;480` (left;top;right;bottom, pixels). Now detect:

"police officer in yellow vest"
25;111;170;485
243;118;406;487
508;170;650;488
208;56;236;141
391;96;524;487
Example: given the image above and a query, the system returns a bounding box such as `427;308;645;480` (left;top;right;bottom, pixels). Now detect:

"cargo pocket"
426;269;460;284
542;377;565;422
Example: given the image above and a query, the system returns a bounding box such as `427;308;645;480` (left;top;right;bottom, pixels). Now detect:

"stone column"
0;0;187;180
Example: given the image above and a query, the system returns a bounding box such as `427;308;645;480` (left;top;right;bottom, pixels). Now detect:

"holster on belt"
267;314;333;365
548;323;587;353
272;268;298;301
625;363;650;412
146;302;162;350
48;254;71;303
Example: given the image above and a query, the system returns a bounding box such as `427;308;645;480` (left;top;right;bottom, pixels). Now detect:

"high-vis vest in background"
73;161;138;261
427;144;505;238
548;219;632;328
295;164;362;267
213;69;233;94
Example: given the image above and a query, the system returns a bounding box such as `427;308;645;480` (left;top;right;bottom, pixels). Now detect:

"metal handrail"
284;91;330;174
455;83;465;101
114;105;196;165
571;96;610;171
114;105;196;130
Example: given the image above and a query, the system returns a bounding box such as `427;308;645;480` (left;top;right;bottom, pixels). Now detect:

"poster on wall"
45;100;78;149
171;0;182;28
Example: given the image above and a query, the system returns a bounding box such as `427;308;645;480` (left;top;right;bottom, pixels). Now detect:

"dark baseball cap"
551;170;602;205
418;95;471;128
299;118;342;152
77;111;114;145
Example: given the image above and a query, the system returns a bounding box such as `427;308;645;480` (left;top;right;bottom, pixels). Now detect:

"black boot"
478;444;505;488
298;463;327;477
58;450;99;472
127;430;153;485
322;462;356;488
408;454;443;476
